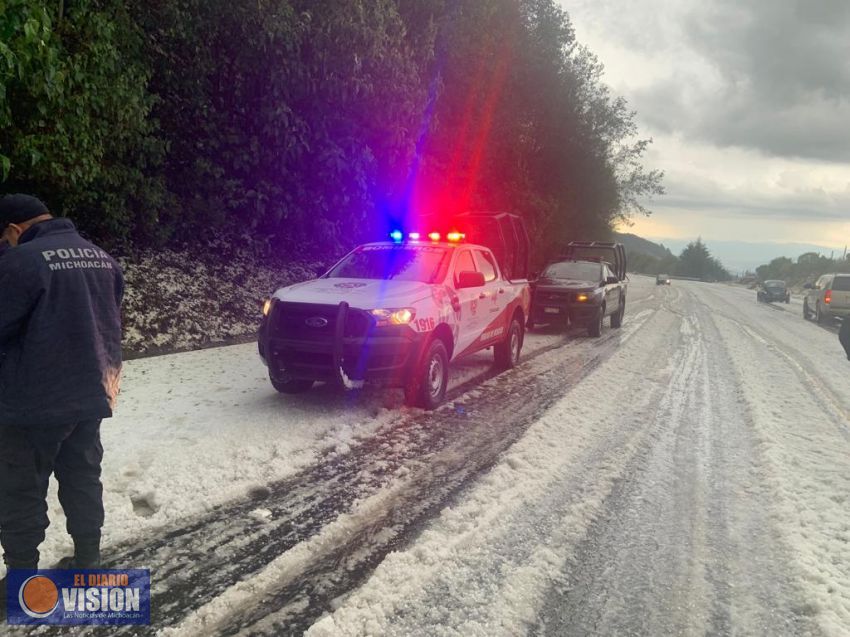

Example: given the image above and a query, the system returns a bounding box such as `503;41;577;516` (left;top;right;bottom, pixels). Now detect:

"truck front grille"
270;302;372;341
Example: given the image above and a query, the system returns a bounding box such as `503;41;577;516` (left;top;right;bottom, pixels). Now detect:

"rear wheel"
816;303;826;324
610;299;625;328
588;305;604;337
404;338;449;410
494;316;523;369
270;374;314;394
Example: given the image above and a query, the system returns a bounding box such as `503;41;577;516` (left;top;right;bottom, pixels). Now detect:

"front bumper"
531;289;600;325
259;300;427;386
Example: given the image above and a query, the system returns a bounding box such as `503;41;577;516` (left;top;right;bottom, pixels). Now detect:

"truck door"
603;264;621;313
452;248;483;358
473;249;507;345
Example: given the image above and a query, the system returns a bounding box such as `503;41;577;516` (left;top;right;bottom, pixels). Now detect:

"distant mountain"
613;232;674;260
655;239;847;275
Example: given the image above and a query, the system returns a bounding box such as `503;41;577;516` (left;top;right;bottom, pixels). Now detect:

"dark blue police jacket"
0;218;124;426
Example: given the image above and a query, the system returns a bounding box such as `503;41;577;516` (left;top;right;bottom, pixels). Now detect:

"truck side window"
474;250;498;282
454;250;477;286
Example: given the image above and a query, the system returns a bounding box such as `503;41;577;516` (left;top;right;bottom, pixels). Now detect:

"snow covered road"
6;277;849;636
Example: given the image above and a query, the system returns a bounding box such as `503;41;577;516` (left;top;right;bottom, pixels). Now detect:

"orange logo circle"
20;575;59;618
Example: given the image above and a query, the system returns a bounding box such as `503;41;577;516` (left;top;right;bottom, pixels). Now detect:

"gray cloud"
627;0;850;161
651;171;850;222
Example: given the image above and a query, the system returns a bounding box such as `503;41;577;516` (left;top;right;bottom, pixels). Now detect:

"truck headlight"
371;308;416;326
576;293;589;302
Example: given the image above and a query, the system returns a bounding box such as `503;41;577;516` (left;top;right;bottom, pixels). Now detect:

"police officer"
0;195;123;586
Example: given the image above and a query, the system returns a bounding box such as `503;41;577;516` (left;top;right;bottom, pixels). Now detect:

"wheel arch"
433;322;455;360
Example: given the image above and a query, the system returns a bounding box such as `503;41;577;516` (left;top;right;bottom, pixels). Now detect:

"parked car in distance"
656;273;671;285
803;274;850;323
757;280;790;303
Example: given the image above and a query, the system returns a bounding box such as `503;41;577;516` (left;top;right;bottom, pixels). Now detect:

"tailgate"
831;290;850;309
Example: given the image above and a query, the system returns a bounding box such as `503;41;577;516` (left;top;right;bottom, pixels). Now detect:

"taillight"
825;290;832;304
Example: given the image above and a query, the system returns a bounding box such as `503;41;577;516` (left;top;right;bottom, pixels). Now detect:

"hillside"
613;232;675;260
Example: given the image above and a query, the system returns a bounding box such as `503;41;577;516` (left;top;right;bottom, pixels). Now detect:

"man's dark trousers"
0;420;103;566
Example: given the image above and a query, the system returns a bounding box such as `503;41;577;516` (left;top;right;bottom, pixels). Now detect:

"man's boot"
55;535;101;569
1;556;39;622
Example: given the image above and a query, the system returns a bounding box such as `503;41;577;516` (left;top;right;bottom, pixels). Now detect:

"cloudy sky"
561;0;850;254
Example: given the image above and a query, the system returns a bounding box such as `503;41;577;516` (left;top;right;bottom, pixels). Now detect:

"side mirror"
606;276;619;285
457;271;486;289
530;271;539;281
803;283;812;289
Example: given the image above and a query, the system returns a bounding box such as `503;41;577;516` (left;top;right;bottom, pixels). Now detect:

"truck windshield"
327;245;450;283
764;280;785;287
543;261;601;281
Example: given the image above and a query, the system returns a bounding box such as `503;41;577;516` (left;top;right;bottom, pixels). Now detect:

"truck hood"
273;277;432;309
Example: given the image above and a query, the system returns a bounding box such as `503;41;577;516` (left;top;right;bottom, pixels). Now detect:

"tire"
610;298;625;328
816;303;825;324
588;305;604;337
494;316;523;369
803;300;811;320
270;374;314;394
404;338;449;409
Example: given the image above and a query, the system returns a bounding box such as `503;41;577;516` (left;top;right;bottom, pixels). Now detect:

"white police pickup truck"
258;230;531;409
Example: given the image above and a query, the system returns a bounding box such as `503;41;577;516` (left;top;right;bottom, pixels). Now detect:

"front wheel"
610;299;625;328
405;338;449;410
588;306;604;337
270;374;314;394
494;316;523;369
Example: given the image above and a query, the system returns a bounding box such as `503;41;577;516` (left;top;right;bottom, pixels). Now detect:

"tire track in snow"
29;305;659;636
535;285;821;637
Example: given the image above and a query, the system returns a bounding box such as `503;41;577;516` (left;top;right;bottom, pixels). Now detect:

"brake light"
825;290;832;304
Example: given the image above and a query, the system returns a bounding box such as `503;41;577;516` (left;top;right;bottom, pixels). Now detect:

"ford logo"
305;316;328;328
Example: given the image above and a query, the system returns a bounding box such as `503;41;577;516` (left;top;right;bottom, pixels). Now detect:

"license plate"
544;307;560;314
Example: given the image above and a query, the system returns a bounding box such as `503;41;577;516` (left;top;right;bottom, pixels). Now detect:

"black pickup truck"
528;242;627;337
